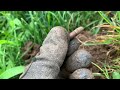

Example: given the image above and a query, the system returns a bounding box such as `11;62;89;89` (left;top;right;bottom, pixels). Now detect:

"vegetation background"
0;11;120;79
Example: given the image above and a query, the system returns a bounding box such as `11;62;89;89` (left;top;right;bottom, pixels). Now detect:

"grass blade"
0;66;24;79
112;72;120;79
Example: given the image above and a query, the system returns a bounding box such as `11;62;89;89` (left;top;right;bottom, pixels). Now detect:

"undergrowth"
1;11;120;79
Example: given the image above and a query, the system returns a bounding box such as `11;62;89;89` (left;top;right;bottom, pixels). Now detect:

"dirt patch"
76;30;120;78
21;41;40;64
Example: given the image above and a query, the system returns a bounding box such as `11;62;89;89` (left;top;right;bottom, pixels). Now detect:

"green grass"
91;11;120;79
1;11;120;79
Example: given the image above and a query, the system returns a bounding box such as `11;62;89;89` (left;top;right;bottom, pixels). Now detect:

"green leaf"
0;40;16;45
14;18;22;26
84;42;110;46
0;66;25;79
6;60;15;70
0;69;4;75
47;11;51;25
30;22;34;29
98;11;113;25
48;11;61;24
112;72;120;79
9;20;15;28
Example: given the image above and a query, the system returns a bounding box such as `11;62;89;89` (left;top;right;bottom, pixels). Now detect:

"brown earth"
21;41;40;64
76;30;120;79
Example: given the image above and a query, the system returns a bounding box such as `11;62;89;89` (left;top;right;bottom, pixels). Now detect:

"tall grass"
0;11;101;79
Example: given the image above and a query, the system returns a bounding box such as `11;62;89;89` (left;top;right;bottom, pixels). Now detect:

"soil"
76;30;120;79
21;41;40;64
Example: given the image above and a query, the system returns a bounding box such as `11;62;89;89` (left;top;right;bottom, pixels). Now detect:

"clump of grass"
0;11;101;79
89;11;120;79
92;62;110;79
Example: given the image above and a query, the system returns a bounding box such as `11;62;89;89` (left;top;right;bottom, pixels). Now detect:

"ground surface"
1;11;120;79
76;29;120;79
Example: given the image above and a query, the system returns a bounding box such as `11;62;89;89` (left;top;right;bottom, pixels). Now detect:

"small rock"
69;68;94;79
